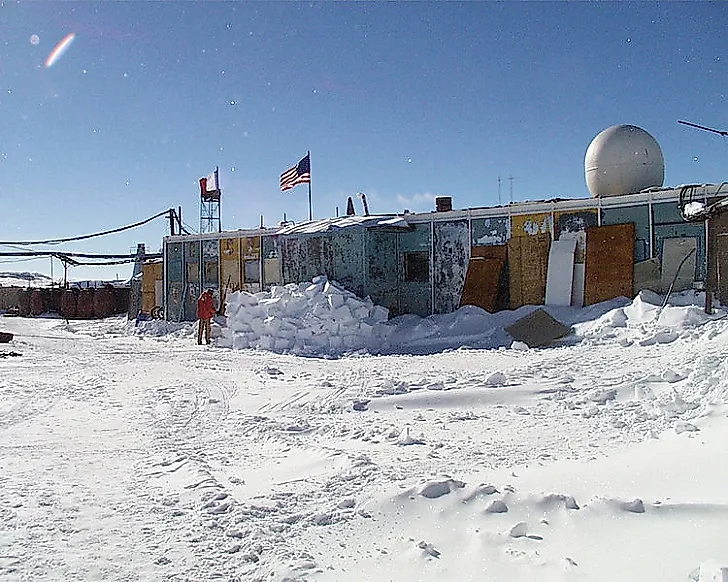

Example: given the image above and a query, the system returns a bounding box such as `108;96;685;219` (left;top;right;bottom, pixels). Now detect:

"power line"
0;208;173;246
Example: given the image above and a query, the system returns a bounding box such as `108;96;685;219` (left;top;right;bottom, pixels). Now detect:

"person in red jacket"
196;289;216;345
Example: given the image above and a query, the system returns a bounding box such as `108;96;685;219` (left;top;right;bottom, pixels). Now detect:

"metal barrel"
93;285;115;318
59;289;78;319
30;288;47;316
47;288;63;314
17;289;32;317
76;288;95;319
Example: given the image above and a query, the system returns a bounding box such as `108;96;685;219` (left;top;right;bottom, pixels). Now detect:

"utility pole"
509;175;514;203
497;176;502;205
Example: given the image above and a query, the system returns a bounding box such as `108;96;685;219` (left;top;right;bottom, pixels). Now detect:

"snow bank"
218;276;391;356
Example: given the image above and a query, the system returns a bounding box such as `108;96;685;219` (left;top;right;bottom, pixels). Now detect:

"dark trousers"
197;318;211;344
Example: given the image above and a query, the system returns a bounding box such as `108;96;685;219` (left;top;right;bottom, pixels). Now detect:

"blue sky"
1;1;726;281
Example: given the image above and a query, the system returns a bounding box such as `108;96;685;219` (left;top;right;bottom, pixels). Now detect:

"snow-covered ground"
1;288;727;582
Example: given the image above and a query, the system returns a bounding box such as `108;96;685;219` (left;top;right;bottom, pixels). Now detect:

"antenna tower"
199;167;222;233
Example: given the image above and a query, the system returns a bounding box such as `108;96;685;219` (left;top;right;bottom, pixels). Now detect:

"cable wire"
0;208;173;246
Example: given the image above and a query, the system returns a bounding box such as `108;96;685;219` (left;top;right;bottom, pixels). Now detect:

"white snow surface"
2;287;728;581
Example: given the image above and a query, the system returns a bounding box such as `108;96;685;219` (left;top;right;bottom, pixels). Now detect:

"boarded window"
404;251;429;282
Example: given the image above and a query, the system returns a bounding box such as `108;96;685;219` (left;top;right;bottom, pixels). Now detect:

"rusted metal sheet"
433;220;469;314
584;223;635;306
507;234;551;308
555;210;598;263
471;217;510;246
366;229;399;314
511;213;553;238
306;235;334;282
332;229;365;295
459;258;504;313
281;237;308;284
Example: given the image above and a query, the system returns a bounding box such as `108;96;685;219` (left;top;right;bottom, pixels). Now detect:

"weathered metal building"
160;183;728;321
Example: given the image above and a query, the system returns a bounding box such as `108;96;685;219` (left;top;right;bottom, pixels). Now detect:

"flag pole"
307;150;312;221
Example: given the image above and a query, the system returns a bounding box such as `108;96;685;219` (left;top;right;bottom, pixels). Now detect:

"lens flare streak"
45;33;75;68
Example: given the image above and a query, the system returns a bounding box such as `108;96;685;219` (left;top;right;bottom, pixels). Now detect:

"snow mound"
218;276;391;357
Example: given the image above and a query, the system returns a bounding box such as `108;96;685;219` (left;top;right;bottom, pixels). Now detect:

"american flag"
280;154;311;192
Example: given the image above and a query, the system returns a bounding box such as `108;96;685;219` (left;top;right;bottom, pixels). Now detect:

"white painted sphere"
585;125;664;197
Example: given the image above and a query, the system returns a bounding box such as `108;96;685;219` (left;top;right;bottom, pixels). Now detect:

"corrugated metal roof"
277;214;409;235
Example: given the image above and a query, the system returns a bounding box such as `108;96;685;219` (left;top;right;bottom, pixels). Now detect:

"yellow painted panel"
511;213;553;238
220;259;241;291
242;236;261;260
220;238;240;261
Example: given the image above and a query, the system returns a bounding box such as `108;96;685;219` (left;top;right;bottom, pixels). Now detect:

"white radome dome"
585;124;665;197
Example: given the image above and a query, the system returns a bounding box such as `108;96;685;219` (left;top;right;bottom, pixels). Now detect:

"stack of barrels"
16;285;130;319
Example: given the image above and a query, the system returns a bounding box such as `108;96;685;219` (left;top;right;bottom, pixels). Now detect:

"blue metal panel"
183;241;201;321
398;223;431;317
433;220;469;314
601;205;651;261
366;229;399;314
165;241;184;321
471;216;510;246
332;228;365;296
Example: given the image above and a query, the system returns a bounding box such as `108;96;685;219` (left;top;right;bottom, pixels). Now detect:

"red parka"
197;291;216;319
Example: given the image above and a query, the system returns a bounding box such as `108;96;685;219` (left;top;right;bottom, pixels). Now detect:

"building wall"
163;187;718;320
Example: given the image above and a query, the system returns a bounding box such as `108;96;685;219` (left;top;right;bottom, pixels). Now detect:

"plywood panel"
708;211;728;305
584;223;635;306
471;245;507;262
507;234;551;308
459;258;504;313
545;239;577;306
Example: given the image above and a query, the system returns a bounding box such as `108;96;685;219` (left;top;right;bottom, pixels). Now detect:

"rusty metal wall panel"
471;216;510;246
584;223;635;306
366;229;399;314
555;210;598;263
507;234;551;308
433;220;469;314
306;235;334;282
511;213;553;238
281;237;308;284
398;223;432;317
333;229;365;296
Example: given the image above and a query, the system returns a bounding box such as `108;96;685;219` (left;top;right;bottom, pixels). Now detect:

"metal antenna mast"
678;119;728;137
